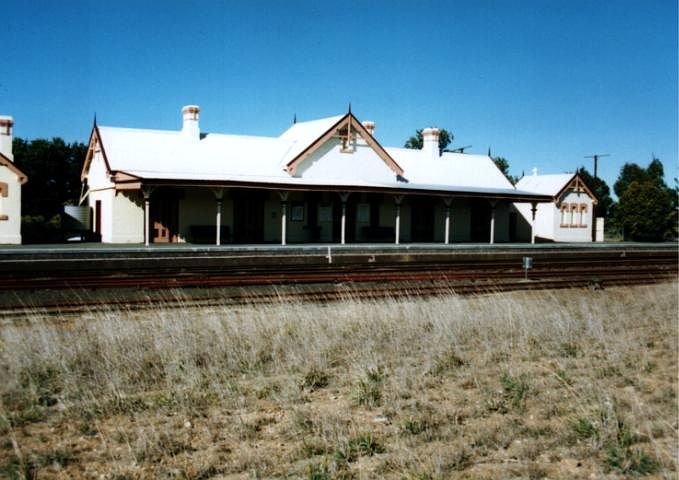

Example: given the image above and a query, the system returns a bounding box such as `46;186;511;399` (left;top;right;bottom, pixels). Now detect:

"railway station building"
81;105;560;246
0;115;28;244
514;172;599;242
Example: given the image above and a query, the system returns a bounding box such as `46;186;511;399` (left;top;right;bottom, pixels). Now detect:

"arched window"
579;204;588;227
560;204;569;227
569;203;578;227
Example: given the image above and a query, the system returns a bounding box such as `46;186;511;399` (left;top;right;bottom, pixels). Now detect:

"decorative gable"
285;113;404;177
556;174;598;205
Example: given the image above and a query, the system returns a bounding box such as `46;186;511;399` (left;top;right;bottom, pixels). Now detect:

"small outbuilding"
0;116;28;244
513;171;598;242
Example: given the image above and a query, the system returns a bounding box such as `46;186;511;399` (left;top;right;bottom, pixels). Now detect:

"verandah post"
444;197;453;244
394;195;403;245
530;202;538;244
279;191;289;245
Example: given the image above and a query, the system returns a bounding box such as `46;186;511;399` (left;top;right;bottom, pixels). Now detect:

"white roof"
93;113;546;199
515;173;575;196
388;147;515;190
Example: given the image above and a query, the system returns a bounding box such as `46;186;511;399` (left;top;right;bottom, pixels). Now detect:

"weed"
307;458;330;480
400;414;437;436
553;367;573;386
302;366;330;391
35;448;75;468
559;342;578;358
606;446;659;474
352;367;386;407
430;349;466;376
0;455;34;480
571;416;598;442
335;432;385;464
500;372;530;410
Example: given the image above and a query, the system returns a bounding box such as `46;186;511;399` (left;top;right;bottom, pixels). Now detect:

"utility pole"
584;153;610;178
584;154;610;242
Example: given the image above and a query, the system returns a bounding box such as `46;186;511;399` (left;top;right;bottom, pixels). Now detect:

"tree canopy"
611;158;676;241
404;129;452;155
492;156;518;184
613;158;665;198
576;167;613;218
12;137;87;242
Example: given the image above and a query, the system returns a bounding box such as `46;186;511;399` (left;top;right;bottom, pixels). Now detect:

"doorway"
232;190;265;243
470;199;491;242
150;189;179;243
410;196;436;242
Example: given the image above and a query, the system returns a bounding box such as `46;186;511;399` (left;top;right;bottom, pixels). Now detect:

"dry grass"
0;282;676;479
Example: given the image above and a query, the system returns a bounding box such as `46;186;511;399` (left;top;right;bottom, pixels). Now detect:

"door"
233;190;265;243
509;212;518;242
150;190;179;243
410;196;436;242
470;199;491;242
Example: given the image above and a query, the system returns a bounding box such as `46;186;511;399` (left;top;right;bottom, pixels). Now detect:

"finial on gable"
348;102;352;114
487;146;492;158
93;112;97;127
293;113;297;125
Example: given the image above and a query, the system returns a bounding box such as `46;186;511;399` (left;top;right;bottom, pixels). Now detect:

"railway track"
0;243;675;319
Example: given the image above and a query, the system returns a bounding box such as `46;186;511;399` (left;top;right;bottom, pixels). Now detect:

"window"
569;204;578;227
579;204;588;227
560;204;569;227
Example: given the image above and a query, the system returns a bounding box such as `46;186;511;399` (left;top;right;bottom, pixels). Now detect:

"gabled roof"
0;152;28;184
516;173;597;203
284;113;404;177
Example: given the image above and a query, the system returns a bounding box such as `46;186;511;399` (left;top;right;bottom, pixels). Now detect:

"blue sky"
2;0;677;193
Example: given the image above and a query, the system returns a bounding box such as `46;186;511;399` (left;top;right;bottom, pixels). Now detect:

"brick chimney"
0;116;14;161
362;121;375;137
422;127;440;157
181;105;200;141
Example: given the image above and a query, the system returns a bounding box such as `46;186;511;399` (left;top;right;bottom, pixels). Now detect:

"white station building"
0;116;28;244
81;105;567;246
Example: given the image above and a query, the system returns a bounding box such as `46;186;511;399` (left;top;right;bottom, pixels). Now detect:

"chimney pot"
181;105;200;141
0;115;14;161
362;121;375;137
422;127;440;157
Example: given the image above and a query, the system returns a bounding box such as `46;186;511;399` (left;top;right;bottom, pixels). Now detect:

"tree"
492;156;518;184
613;160;665;198
576;167;613;218
616;181;675;241
12;137;87;242
404;128;452;155
612;157;677;241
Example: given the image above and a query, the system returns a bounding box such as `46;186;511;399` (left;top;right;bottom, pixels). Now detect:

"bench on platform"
189;225;231;244
362;226;395;242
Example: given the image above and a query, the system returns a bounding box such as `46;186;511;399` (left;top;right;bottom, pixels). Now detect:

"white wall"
552;190;594;242
297;139;399;184
0;167;23;244
111;190;144;243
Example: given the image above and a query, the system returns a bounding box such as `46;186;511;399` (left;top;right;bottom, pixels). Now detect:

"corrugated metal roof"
94;113;548;200
515;173;575;196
